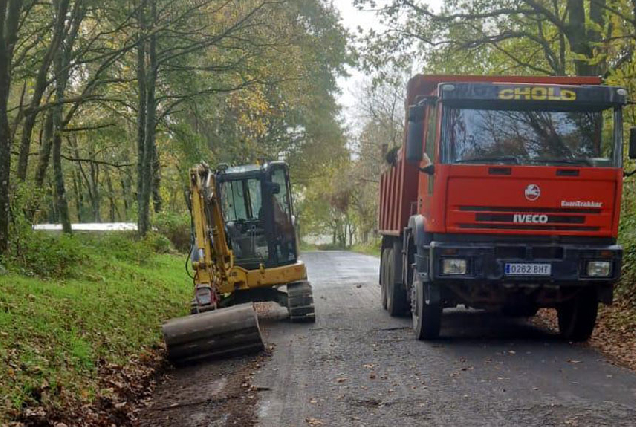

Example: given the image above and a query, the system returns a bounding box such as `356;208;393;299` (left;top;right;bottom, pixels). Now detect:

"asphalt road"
254;251;636;427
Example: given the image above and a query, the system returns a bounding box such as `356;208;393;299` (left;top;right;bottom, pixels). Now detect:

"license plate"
504;263;551;276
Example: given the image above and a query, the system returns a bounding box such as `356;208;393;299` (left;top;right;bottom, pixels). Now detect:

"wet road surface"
254;251;636;427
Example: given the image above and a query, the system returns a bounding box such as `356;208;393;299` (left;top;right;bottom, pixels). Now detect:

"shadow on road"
438;309;561;343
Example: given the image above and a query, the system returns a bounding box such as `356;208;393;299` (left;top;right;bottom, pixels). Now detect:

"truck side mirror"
630;127;636;159
420;164;435;175
406;104;426;163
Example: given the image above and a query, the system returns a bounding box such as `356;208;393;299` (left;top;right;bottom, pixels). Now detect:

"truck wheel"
380;249;388;310
412;268;441;340
557;288;598;342
387;248;409;317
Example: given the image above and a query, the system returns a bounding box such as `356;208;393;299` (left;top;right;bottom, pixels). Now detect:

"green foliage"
6;183;86;278
618;210;636;305
7;231;88;279
143;232;174;254
154;211;191;253
356;0;609;77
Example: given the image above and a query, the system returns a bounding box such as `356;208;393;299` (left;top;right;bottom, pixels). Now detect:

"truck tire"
412;268;441;340
380;249;388;310
557;288;598;342
387;247;409;317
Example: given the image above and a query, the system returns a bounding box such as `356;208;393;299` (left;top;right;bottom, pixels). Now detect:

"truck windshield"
444;106;618;167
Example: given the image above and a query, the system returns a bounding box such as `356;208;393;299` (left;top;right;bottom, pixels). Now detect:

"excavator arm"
189;164;232;310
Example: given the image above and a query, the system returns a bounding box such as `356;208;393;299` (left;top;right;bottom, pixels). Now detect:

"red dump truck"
378;75;635;341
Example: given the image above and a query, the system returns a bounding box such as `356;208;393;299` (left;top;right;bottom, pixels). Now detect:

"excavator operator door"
265;163;298;267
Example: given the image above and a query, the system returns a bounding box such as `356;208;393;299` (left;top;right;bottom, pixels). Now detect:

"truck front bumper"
416;241;621;304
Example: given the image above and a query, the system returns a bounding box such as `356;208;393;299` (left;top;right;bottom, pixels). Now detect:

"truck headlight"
587;261;611;277
442;258;467;275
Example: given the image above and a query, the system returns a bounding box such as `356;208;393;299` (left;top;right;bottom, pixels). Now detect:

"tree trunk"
566;0;604;76
72;166;83;222
51;1;73;234
52;129;71;233
0;0;22;254
88;145;101;222
121;166;133;220
16;0;69;181
138;0;157;236
35;112;55;188
0;71;11;253
105;167;118;222
48;178;58;223
136;0;148;234
152;147;162;213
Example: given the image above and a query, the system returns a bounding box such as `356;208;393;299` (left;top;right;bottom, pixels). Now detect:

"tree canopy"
0;0;351;253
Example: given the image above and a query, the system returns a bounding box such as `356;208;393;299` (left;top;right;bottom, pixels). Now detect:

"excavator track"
162;303;264;364
287;281;316;323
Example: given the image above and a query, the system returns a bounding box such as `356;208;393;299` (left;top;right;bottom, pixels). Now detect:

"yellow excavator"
162;161;314;364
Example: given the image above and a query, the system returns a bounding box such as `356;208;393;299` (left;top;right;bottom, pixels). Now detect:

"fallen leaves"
306;417;324;425
15;349;166;427
536;305;636;372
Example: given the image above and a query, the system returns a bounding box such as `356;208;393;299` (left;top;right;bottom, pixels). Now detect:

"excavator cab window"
219;178;269;268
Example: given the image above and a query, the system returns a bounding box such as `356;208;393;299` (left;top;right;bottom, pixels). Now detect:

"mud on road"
141;251;636;427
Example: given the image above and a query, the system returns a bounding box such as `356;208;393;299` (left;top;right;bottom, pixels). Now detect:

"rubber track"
287;281;316;323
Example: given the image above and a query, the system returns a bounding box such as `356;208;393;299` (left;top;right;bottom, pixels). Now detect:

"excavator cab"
217;162;298;270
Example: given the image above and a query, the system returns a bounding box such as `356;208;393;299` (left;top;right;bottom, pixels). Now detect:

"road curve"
254;251;636;427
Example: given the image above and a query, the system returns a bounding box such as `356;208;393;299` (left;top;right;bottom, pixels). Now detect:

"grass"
349;242;381;257
299;240;381;257
298;241;319;252
0;234;190;422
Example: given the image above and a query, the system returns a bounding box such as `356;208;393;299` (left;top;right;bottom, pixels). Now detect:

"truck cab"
379;75;629;341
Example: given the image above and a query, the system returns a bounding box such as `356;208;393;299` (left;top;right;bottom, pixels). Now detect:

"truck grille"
457;206;602;232
459;223;600;231
459;206;602;214
475;213;585;224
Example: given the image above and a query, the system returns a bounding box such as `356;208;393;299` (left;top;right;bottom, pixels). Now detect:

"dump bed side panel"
379;149;419;236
